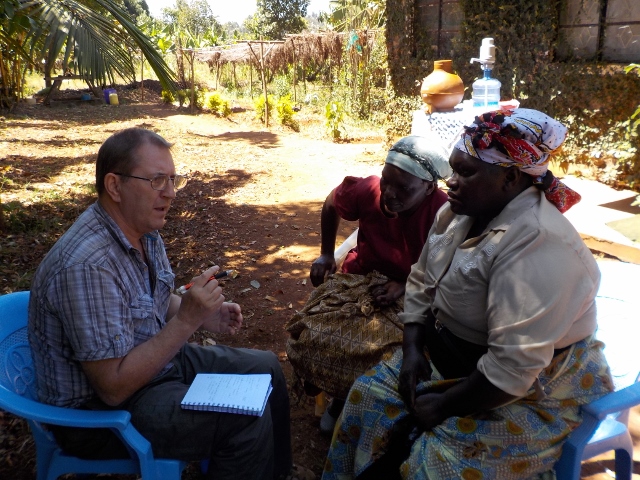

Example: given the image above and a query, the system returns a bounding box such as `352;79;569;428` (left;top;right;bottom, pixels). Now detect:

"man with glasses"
28;128;307;480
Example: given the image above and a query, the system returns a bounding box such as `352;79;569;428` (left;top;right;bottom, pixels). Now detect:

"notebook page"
181;373;272;414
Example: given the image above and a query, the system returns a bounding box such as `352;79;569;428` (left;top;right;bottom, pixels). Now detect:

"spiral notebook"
181;373;273;416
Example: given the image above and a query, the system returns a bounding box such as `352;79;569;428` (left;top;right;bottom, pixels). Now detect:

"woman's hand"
413;392;447;431
398;346;432;412
411;371;519;430
399;323;431;411
310;253;337;287
370;280;405;307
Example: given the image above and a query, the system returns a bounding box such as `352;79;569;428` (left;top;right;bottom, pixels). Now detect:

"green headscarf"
385;135;452;182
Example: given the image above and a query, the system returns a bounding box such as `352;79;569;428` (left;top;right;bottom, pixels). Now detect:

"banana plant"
328;0;386;32
141;21;175;56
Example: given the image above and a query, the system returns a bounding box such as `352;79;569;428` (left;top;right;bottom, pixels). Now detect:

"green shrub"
254;94;276;122
161;90;175;104
205;91;231;117
325;100;346;141
626;64;640;135
184;88;205;110
274;75;291;99
276;95;299;131
176;89;187;107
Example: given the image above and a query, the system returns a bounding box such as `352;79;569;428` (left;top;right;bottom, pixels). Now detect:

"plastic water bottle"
470;38;501;109
472;68;501;108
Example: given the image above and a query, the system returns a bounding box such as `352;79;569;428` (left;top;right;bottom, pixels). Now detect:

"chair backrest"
335;228;359;268
0;291;37;400
0;291;190;480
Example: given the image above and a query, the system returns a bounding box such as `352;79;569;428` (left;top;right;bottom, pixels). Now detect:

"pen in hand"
176;269;238;295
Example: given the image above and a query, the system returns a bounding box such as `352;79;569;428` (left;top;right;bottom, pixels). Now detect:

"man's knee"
208;405;275;479
255;349;280;369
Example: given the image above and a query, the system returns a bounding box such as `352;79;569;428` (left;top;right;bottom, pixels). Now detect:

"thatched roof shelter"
191;31;378;74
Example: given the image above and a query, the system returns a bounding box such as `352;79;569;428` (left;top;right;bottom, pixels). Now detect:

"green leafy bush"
176;89;188;107
274;75;291;99
276;95;299;131
205;92;231;117
626;64;640;135
254;94;276;122
184;88;205;110
325;100;346;141
161;90;175;104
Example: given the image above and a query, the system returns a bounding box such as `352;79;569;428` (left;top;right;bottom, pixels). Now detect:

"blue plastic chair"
555;260;640;480
0;291;189;480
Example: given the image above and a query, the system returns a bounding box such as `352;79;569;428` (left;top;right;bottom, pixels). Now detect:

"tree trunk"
189;51;195;115
0;199;5;232
140;52;145;102
176;39;186;86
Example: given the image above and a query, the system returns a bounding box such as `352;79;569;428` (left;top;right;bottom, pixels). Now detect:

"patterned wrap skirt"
322;337;613;480
286;272;404;399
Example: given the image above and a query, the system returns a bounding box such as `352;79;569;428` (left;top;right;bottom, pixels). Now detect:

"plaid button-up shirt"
28;202;175;408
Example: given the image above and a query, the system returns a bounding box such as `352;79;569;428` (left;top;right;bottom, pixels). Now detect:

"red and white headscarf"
453;109;581;213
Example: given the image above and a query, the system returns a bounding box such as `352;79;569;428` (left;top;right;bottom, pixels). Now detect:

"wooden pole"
140;51;144;102
233;63;237;90
246;40;282;110
250;63;253;98
291;39;297;103
260;37;268;127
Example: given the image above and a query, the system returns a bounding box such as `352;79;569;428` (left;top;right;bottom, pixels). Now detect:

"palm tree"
0;0;176;99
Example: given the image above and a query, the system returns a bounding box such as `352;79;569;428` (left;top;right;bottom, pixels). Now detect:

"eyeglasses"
114;173;188;191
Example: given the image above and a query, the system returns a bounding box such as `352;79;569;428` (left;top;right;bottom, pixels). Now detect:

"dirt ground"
0;85;387;479
0;85;638;479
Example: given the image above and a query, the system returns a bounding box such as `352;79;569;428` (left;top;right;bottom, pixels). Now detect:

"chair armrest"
0;386;131;430
581;382;640;421
559;383;640;463
0;386;155;463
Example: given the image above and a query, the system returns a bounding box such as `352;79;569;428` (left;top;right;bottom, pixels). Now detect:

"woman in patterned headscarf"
453;108;581;213
322;109;612;480
286;135;451;435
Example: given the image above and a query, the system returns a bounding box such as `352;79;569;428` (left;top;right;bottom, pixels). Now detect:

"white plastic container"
470;38;501;109
472;70;501;108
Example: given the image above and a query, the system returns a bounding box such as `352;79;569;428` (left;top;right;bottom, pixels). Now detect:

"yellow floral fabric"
322;340;612;480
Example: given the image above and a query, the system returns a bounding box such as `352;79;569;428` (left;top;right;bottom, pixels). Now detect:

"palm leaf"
0;1;36;65
19;0;176;92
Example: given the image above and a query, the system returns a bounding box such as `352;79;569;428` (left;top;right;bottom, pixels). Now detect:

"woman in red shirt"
286;135;450;434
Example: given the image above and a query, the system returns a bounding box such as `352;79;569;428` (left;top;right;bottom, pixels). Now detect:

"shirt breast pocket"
130;294;158;342
157;270;175;299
